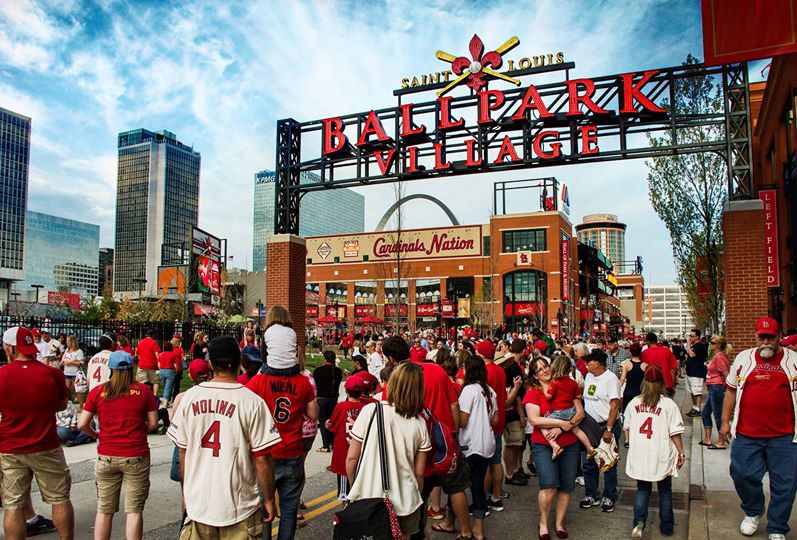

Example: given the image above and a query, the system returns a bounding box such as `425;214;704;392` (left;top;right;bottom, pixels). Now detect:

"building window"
502;229;546;253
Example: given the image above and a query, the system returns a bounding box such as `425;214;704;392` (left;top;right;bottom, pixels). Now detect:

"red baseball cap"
2;326;38;356
535;340;548;351
780;334;797;347
356;372;379;393
30;327;41;337
188;359;211;380
755;317;780;336
344;375;365;393
473;339;496;359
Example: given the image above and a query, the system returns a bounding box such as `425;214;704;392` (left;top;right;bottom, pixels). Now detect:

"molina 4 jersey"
87;350;112;392
624;395;684;482
247;373;314;459
167;382;281;527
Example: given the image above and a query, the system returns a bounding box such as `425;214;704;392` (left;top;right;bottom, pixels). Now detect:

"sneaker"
601;497;615;513
487;498;504;512
687;409;701;417
505;475;528;486
26;515;55;537
515;470;531;480
575;476;585;486
631;523;645;539
468;504;490;517
769;534;786;540
500;490;511;499
579;496;600;509
426;507;445;520
741;515;760;536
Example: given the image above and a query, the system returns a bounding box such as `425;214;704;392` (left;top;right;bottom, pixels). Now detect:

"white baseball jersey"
86;350;112;391
167;381;281;527
624;395;684;482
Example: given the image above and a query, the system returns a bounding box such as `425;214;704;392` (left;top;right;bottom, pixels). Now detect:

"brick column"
723;200;768;354
266;234;307;350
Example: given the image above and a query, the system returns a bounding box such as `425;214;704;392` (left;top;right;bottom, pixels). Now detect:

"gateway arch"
375;194;460;231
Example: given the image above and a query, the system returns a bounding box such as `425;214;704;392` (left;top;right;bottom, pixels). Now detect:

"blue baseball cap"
241;345;262;364
108;350;134;370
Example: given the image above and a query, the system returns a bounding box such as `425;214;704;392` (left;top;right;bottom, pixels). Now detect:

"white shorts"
686;377;704;396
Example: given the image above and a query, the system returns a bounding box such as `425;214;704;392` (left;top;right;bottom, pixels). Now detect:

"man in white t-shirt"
86;334;116;391
168;336;281;538
365;341;384;378
580;348;622;513
32;329;50;363
41;329;62;367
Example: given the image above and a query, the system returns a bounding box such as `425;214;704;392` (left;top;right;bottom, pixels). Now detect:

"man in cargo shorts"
0;326;74;539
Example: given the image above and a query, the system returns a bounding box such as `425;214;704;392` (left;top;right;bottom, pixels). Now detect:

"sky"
0;0;768;284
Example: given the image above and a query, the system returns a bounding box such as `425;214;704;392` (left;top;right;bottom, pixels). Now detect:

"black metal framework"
493;177;561;214
274;62;753;234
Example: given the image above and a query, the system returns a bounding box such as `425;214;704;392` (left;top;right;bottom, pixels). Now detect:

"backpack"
421;407;459;476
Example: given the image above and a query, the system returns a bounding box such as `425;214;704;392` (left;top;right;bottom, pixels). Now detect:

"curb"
686;411;708;540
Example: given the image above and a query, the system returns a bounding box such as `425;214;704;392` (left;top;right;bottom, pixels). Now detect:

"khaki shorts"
136;369;159;385
0;447;71;508
686;377;704;396
503;420;523;446
397;506;422;535
180;510;262;540
95;455;150;514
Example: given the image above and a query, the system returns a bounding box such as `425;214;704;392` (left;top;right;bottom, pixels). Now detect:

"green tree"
646;54;726;333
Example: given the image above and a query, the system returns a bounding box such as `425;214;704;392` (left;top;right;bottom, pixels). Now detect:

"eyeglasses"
758;334;777;341
535;365;550;374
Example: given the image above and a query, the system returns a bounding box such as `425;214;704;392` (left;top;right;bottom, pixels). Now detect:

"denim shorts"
489;434;503;465
531;442;579;493
545;407;576;422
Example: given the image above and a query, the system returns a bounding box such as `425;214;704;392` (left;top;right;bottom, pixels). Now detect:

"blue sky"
0;0;766;283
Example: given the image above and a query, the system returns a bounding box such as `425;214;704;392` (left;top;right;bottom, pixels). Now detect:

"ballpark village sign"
273;34;752;234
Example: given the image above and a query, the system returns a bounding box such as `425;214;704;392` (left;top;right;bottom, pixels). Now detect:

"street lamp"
31;284;44;304
255;299;263;329
133;278;147;300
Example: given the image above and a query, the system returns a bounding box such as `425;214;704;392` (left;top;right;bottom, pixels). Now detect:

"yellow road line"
302;489;337;509
269;489;338;527
269;498;341;537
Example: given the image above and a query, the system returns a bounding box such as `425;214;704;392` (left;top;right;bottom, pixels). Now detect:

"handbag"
74;368;88;394
333;403;403;540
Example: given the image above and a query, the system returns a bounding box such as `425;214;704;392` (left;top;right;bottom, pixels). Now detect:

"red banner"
416;303;439;317
505;302;543;316
385;304;408;317
48;291;80;310
702;0;797;66
306;305;319;318
760;189;781;287
441;299;455;318
561;238;570;301
325;305;338;318
354;305;376;318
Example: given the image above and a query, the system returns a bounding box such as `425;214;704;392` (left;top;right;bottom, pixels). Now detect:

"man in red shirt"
0;327;74;539
409;335;427;363
641;333;678;396
721;317;797;538
135;329;161;397
247;348;319;540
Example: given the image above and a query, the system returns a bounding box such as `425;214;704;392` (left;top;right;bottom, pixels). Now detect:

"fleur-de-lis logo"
436;34;521;97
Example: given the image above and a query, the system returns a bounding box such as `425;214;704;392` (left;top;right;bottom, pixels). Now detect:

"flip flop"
432;523;457;534
707;445;727;450
551;447;564;461
316;447;331;453
698;441;711;446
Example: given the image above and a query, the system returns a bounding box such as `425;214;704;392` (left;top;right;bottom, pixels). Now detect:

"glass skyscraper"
16;211;100;297
0;107;30;310
252;170;365;271
114;129;200;297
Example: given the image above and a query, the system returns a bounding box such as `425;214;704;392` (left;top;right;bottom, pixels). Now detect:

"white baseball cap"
2;326;38;356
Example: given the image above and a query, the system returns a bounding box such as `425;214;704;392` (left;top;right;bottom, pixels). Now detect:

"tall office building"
16;211;100;298
252;170;365;271
114;129;200;297
644;284;695;337
98;247;114;295
576;213;626;270
0;107;31;309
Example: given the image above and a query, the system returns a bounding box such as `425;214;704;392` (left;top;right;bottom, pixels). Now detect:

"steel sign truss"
274;62;752;234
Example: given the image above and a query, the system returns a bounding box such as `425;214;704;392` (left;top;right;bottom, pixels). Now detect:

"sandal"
551;447;564;461
432;523;457;534
707;444;727;450
316;447;331;453
698;441;711;446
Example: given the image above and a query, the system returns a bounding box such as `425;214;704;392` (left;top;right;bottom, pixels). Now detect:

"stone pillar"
266;234;307;350
723;200;768;354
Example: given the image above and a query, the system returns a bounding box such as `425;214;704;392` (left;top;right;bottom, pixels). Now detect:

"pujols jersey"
87;350;112;391
624;395;685;482
167;381;281;527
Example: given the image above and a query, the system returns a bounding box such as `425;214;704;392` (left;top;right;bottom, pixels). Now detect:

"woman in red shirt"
523;357;585;540
701;336;732;449
78;351;158;540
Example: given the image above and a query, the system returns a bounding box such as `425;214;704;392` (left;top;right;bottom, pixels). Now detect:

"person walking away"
116;335;133;356
579;349;623;513
167;337;185;404
502;338;529;485
523;357;585;540
624;366;686;538
0;326;74;540
458;355;497;540
157;342;180;407
720;317;797;540
297;354;318;520
701;336;731;449
62;335;85;405
78;351;158;540
345;362;432;539
685;329;707;417
640;333;678;397
87;333;116;393
247;305;319;540
619;343;647;447
135;329;160;397
327;375;368;501
314;350;343;452
168;336;281;538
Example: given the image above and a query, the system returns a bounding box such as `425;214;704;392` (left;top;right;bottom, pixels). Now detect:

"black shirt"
685;342;707;378
313;363;343;398
504;360;525;423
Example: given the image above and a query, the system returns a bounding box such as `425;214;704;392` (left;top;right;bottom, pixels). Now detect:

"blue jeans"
730;434;797;534
57;426;91;446
633;477;674;534
701;384;725;430
583;420;622;501
532;442;580;493
159;369;176;401
466;454;490;518
265;457;305;540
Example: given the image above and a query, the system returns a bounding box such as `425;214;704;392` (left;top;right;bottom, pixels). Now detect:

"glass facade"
576;219;626;270
16;211;99;296
252;170;364;271
0;108;30;283
502;229;547;252
114;129;200;294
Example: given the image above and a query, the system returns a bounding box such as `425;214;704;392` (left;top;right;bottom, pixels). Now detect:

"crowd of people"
0;313;794;540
